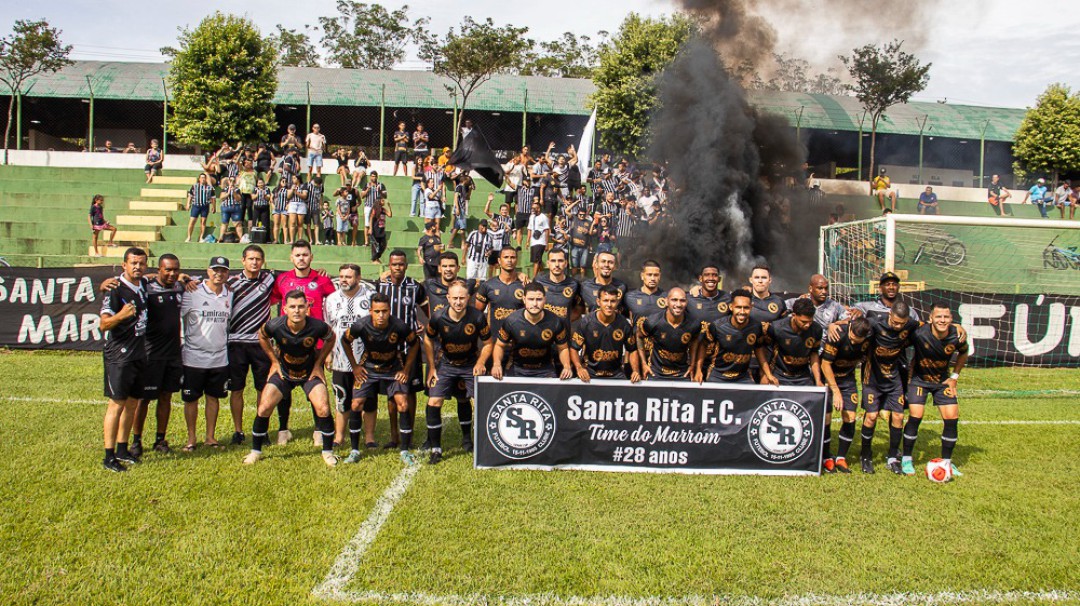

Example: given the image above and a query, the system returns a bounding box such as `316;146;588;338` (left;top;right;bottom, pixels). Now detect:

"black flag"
447;127;505;188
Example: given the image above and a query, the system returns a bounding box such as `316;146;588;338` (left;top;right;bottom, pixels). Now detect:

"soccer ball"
925;458;953;483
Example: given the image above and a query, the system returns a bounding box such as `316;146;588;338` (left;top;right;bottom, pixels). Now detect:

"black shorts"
506;365;556;379
862;381;905;413
504;190;517;207
394;150;408;164
332;370;359;414
708;370;754;384
181;366;230;402
104;358;147;401
543;199;559;216
530;244;546;265
777;373;816;387
514;214;530;230
228;342;271;392
355;372;408;401
140;357;183;398
429;365;474;399
487;250;500;266
835;378;861;412
267;373;324;399
906;381;959;407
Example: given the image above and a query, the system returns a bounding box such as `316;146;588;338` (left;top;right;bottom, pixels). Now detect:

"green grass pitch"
1;351;1078;605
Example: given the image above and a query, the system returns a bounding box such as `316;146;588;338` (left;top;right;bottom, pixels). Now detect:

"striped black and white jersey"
516;184;535;217
600;172;620;194
253;186;271;209
617;209;636;239
365;182;387;209
189;184;215;207
490;214;514;249
272;186;289;214
220;186;241;211
308;181;324;207
377;276;427;352
325;284;376;373
465;229;491;264
227;269;276;343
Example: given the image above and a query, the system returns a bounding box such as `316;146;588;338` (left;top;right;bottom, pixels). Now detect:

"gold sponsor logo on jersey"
592;349;620;362
283;353;309;365
518;347;548;358
680;332;692;344
944;344;956;355
388;332;399;344
563;286;574;299
612;329;624;341
805;338;817;349
445;342;474;354
494;308;515;320
541;329;554;341
544;303;568;317
302;337;315;348
768;303;779;313
514;289;524;300
658;297;668;309
718;302;729;313
658;349;685;362
747;333;757;345
464;323;476;335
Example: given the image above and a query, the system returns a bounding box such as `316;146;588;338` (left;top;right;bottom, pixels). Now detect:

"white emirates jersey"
181;283;232;368
325;284;376;372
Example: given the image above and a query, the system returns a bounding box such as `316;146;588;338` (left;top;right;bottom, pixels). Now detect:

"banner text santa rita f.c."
475;377;828;476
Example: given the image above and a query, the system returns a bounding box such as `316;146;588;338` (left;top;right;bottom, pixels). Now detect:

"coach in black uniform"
244;291;338;467
638;287;701;381
820;316;872;474
378;250;427;449
901;303;969;476
570;284;640;382
492;283;572;379
226;245;276;445
579;250;627;314
697;289;767;384
423;282;493;462
132;254;183;456
99;248;150;472
342;293;421;464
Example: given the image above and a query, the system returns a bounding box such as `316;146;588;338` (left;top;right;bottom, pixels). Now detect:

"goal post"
820;214;1080;367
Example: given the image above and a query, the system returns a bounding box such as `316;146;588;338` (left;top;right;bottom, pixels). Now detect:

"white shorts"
875;189;895;197
287;201;307;215
363;206;372;227
466;258;487;281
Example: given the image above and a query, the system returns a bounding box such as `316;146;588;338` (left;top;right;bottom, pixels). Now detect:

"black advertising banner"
475;377;829;476
0;266;118;351
906;290;1080;367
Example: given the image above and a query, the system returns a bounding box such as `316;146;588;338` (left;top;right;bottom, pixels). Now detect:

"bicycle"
912;236;966;267
1043;236;1080;270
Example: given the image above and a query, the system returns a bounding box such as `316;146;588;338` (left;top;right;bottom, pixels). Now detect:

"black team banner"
906;290;1080;367
475;377;828;475
0;266;119;351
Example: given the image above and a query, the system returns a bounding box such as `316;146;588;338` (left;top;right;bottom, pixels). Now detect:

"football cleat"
115;451;140;465
276;429;293;446
462;439;474;454
860;457;875;474
901;459;916;475
103;458;127;473
153;440;171;454
822;458;836;474
399;450;416;466
344;451;363;464
242;451;262;465
428;450;443;465
887;460;903;475
129;442;144;459
950;463;963;477
834;458;851;474
231;431;245;446
321;452;339;467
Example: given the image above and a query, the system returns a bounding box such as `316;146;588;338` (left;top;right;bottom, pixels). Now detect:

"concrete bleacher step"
115;229;162;242
130;200;183;211
140;188;187;199
88;246;148;258
116;214;170;227
149;176;195;185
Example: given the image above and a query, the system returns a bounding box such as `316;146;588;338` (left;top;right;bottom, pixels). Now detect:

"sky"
6;0;1075;109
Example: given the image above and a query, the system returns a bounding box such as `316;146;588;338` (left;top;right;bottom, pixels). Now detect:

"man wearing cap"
871;167;897;211
917;186;939;215
179;256;233;451
280;124;301;154
1022;178;1050;219
463;220;492;281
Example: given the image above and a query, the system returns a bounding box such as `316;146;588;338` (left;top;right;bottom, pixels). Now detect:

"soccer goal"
820;213;1080;367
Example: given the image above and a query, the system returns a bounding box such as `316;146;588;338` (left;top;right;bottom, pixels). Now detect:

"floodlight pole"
85;76;95;152
378;84;385;161
522;88;528;148
452;91;459;149
305;81;311;135
978;119;990;188
794;106;804;146
857;110;867;181
916;115;929;184
15;89;21;151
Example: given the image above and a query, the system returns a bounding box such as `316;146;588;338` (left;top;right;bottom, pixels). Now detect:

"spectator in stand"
237;159;258;231
1056;179;1077;220
271;179;290;244
987;174;1011;217
871;167;897;211
144;139;163;184
423;177;444;229
409;157;425;217
360;171;387;248
437;146;452;172
280;123;302;153
88;194;117;256
595;215;616;254
351;149;370;189
527;200;551;277
254;143;275;184
101;140;116;153
807;179;826;206
320;200;335;245
1022;178;1050;218
280;148;300;187
335;189;351;246
463;220;491;281
369;195;391;262
333;147;351;185
917;186;939;215
568;205;594;278
285;174;308;244
305;124;326;178
412;122;430;159
251;177;271;231
218;177;243;242
123;142;138;154
303;176;324;245
392;121;410;176
417;220;444;280
449;174;474;248
201;151;220;187
186;173;216;243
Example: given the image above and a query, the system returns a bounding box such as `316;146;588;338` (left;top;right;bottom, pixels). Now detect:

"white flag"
577;109;597;176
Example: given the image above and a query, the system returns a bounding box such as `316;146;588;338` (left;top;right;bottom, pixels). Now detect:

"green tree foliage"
165;13;278;149
0;19;71;162
420;17;532;134
589;13;698;158
759;53;847;95
319;1;427;69
840;39;930;180
1013;84;1080;187
519;32;603;79
269;24;320;68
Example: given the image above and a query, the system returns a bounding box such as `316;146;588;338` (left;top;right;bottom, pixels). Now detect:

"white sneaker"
242;451;262;465
321;452;339;467
276;429;292;445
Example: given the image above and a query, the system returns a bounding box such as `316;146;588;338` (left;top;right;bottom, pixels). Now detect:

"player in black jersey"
901;303;969;476
492;283;572;379
245;291;338;467
341;293;421;464
579;251;627;314
626;260;667;361
638;288;702;381
763;298;824;387
533;248;581;325
423;252;476;319
99;248;149;471
423;282;493;463
474;247;525;350
570;284;641;381
133;254;184;456
687;265;731;327
697;289;767;384
747;264;786;381
820;316;873;474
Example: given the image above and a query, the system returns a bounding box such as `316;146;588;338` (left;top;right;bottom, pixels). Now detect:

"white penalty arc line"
313;463;421;600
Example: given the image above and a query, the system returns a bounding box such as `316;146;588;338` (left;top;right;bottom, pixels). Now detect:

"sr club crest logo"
464;323;476;335
747;398;814;464
486;390;556;460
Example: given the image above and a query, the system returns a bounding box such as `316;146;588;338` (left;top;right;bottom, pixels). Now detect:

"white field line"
312;464;421;599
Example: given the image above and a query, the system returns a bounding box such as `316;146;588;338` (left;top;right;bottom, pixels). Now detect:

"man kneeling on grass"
244;290;338;467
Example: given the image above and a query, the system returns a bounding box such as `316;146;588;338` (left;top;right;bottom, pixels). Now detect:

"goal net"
820;214;1080;367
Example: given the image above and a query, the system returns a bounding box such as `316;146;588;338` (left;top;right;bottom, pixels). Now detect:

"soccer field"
1;351;1078;606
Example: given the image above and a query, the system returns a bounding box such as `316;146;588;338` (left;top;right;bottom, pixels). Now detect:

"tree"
759;53;847;96
165;13;278;149
841;40;930;181
0;19;71;163
318;1;427;69
269;24;320;67
589;13;698;158
420;17;532;134
519;32;602;79
1013;84;1080;188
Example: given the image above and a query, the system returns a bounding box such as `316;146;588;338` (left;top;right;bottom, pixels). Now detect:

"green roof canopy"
13;61;1025;141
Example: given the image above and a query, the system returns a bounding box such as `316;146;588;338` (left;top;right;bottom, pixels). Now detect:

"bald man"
785;274;848;330
637;287;702;381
